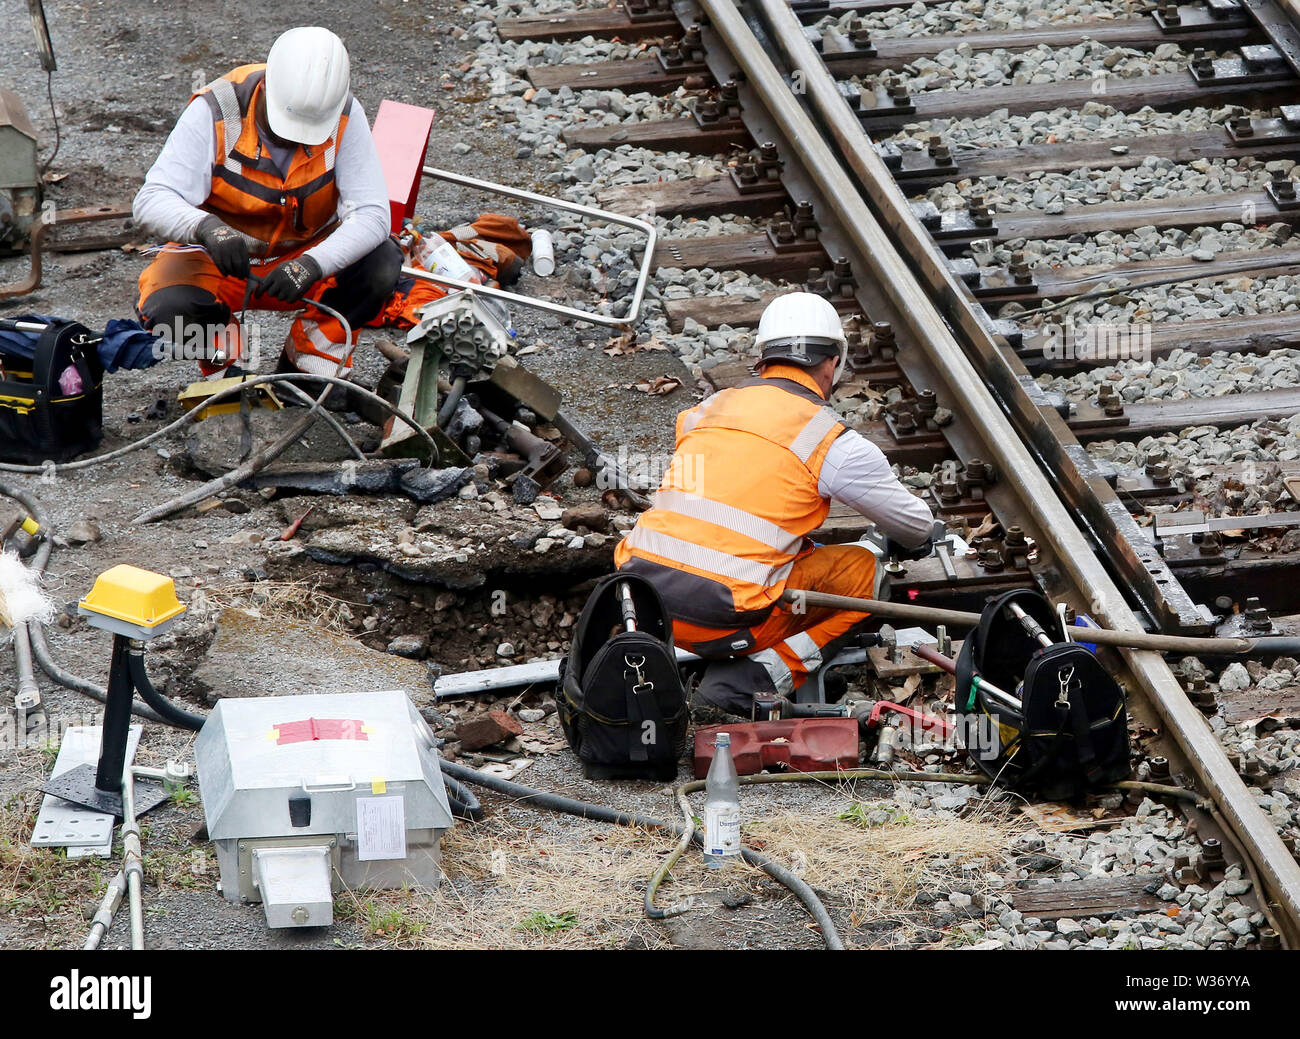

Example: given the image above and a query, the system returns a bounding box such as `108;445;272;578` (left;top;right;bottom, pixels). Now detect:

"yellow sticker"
371;778;387;794
267;727;280;741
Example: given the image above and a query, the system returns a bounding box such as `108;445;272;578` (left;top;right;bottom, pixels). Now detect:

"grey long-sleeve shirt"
817;429;936;548
132;96;391;276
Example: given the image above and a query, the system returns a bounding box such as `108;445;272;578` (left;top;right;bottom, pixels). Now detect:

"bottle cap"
715;732;730;748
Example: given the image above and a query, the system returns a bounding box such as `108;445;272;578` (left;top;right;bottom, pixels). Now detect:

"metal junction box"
195;690;454;929
0;87;40;249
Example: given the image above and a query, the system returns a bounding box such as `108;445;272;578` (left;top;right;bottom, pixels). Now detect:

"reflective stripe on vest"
194;64;348;256
615;371;846;627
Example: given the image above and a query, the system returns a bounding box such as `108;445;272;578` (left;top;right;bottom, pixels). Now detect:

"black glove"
258;255;323;303
884;521;946;562
195;215;250;279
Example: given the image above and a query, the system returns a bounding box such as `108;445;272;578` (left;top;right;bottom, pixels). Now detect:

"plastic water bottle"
703;732;741;868
415;233;484;285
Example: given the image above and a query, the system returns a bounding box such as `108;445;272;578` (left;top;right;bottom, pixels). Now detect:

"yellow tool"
177;376;282;421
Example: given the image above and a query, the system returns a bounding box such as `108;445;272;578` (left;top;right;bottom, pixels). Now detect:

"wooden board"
527;55;709;93
1216;684;1300;724
496;8;678;43
1021;311;1300;371
597;176;788;219
934;129;1300;190
991;190;1294;244
856;72;1294;131
562;116;751;155
1070;387;1300;442
1010;875;1165;921
836;18;1254;80
652;232;828;277
984;242;1300;304
664;290;862;331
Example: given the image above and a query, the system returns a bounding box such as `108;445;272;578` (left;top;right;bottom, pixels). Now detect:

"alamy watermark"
1039;320;1151;364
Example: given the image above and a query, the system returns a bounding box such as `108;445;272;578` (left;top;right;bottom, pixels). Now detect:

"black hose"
439;758;845;950
440;771;484;821
436;376;467;429
125;645;206;730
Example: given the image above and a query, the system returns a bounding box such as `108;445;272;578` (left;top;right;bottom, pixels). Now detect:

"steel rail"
695;0;1300;944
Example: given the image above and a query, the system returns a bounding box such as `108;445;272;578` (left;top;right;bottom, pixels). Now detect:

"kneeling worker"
133;26;400;378
614;292;938;713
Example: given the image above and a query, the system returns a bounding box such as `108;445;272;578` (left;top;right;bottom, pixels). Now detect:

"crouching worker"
133;26;401;379
614;292;938;715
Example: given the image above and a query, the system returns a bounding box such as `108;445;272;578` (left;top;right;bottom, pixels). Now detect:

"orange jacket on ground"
614;363;847;628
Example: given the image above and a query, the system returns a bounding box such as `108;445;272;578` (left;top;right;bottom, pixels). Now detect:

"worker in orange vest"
132;27;400;381
615;292;939;713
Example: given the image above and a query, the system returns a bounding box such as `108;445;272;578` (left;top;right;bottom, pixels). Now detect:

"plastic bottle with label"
419;234;484;285
703;732;742;868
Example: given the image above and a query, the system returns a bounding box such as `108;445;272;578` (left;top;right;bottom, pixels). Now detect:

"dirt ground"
0;0;1015;951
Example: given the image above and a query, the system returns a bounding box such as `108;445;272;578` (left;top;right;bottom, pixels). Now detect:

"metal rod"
779;589;1300;656
911;643;1022;712
1008;602;1054;648
121;768;144;950
618;581;638;632
83;869;127;951
409;166;657;328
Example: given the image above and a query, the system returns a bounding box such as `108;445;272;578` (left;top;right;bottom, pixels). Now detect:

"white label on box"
356;795;407;861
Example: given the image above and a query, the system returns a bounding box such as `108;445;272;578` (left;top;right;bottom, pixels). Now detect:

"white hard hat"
265;27;351;146
754;291;848;383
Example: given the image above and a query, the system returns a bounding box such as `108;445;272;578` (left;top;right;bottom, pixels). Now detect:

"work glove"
195;215;251;280
884;520;947;562
258;256;323;304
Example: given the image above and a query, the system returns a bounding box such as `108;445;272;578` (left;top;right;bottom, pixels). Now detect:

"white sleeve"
817;429;936;548
132;98;216;244
302;98;393;276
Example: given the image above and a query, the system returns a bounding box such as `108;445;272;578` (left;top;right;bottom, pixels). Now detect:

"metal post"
93;634;133;797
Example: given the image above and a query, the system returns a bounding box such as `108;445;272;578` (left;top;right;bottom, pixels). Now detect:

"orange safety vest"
193;64;349;257
614;364;847;628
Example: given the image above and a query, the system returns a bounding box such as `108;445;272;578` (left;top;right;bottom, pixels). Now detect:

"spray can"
703;732;742;868
531;229;555;277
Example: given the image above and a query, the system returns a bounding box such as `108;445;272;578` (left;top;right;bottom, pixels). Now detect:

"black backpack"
558;573;687;781
0;319;104;464
955;588;1130;800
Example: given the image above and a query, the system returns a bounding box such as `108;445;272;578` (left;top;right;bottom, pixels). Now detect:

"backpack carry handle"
617;581;638;633
1007;601;1054;649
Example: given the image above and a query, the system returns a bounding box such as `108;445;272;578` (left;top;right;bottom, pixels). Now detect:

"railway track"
485;0;1300;946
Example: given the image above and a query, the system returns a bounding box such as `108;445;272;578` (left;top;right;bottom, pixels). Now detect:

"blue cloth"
0;313;160;373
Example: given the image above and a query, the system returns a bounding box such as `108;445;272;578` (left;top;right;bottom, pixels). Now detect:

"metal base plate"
40;763;171;820
33;725;141;855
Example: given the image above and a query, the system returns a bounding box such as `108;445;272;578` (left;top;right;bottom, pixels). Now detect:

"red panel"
370;99;435;233
275;718;368;745
693;718;859;779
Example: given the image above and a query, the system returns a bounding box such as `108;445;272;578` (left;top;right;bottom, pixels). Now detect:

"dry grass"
744;783;1029;946
336;817;714;950
334;778;1032;950
0;784;109;948
204;579;365;635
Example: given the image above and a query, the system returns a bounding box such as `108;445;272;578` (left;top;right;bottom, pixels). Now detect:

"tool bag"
558;573;687;781
955;588;1130;800
0;319;104;464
